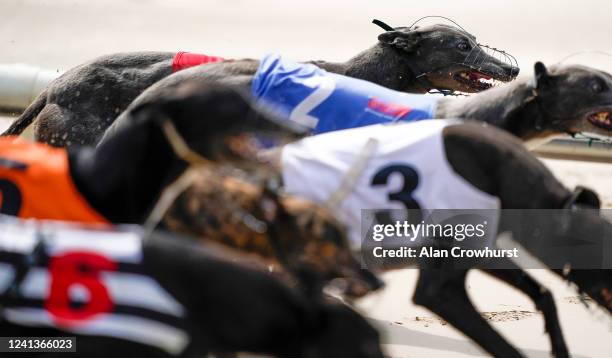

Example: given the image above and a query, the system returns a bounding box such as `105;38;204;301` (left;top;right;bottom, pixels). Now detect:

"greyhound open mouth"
453;71;499;91
587;110;612;131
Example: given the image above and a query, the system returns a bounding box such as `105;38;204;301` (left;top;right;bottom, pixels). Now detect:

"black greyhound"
0;216;383;358
437;62;612;145
2;22;517;146
280;121;612;357
265;119;610;358
412;123;610;358
101;62;612;150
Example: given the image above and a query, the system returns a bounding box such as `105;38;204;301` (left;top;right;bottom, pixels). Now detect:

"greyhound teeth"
588;111;612;129
594;112;610;123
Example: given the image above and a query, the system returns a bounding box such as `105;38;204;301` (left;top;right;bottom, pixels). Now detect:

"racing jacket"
252;54;439;134
281;120;500;248
0;137;108;224
0;215;189;355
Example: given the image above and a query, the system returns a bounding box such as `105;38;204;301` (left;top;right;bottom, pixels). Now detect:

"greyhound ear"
378;31;420;52
534;62;551;90
563;186;601;209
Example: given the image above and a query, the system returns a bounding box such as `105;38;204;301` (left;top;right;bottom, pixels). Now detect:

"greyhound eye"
457;42;470;51
590;80;604;93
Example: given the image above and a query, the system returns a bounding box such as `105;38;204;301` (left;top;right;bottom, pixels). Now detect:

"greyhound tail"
1;88;47;136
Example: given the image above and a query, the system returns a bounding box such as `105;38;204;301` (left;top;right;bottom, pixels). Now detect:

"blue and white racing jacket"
252;54;440;134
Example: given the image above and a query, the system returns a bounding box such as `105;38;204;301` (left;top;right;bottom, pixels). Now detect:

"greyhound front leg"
412;268;523;358
483;264;569;358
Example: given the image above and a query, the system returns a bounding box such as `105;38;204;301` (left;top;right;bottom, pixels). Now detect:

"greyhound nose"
506;65;520;77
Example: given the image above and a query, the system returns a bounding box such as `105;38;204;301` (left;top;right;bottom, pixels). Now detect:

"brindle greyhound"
2;22;517;146
140;89;610;357
159;165;380;296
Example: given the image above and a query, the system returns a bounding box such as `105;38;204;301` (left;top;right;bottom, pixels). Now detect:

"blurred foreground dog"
0;215;384;358
0;82;382;300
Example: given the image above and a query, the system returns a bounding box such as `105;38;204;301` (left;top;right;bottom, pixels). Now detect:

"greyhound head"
505;190;612;314
278;195;384;297
162;166;383;299
376;21;519;93
530;62;612;139
551;207;612;314
560;188;611;313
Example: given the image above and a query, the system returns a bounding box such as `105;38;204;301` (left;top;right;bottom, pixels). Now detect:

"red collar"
172;51;225;72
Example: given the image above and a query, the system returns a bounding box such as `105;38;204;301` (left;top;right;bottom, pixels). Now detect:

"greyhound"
2;21;518;146
0;82;382;298
101;58;611;149
0;215;384;358
227;55;612;148
255;58;612;145
437;62;612;146
267;119;611;358
159;163;382;297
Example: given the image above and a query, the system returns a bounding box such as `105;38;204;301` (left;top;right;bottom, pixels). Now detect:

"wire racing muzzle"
373;16;519;96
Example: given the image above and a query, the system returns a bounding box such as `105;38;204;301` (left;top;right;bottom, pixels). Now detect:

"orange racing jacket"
0;136;108;224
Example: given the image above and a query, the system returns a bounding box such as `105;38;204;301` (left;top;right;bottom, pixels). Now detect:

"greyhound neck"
73;115;187;223
436;80;543;140
311;43;427;93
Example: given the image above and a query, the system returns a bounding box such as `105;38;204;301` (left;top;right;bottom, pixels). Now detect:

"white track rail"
535;138;612;163
0;64;61;110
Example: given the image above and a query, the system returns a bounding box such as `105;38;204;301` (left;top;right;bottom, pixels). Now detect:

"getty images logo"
371;220;489;242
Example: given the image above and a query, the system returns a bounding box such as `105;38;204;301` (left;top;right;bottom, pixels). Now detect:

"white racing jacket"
280;120;501;248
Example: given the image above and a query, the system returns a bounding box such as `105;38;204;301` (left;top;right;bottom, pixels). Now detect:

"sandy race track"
1;0;611;357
